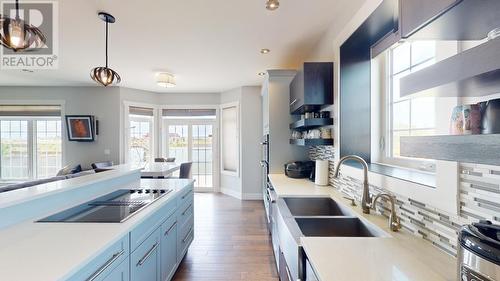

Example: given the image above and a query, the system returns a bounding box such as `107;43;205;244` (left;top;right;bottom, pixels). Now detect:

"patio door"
163;119;217;191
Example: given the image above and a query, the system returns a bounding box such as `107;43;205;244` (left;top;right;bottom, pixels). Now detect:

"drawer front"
101;258;130;281
176;196;194;228
160;215;178;281
177;216;194;262
177;185;193;208
73;235;129;281
131;228;161;281
130;199;177;251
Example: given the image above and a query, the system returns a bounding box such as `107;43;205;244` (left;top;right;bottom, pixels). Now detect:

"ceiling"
0;0;364;93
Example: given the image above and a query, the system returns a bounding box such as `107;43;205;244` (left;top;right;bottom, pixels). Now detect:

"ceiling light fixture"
0;0;46;52
260;48;270;54
90;12;121;87
157;72;176;88
258;72;266;76
265;0;280;11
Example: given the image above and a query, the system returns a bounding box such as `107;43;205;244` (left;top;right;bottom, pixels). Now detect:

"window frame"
0;116;63;181
128;114;155;166
382;42;437;171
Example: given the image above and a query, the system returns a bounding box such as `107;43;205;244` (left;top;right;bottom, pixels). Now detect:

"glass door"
164;120;216;191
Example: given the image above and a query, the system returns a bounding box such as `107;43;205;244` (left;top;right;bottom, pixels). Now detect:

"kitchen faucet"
372;193;401;232
333;155;371;214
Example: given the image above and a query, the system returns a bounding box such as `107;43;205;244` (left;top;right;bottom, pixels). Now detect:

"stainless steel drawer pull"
86;250;124;281
137;242;159;267
290;99;298;106
286;265;293;281
181;204;192;216
164;221;177;236
182;228;193;243
181;191;191;200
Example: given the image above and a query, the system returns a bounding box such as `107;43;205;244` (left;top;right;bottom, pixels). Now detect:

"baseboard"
220;187;241;199
241;193;263;200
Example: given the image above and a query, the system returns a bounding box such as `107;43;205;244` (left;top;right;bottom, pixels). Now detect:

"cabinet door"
290;68;304;114
400;0;459;38
131;228;161;281
161;216;178;281
102;259;130;281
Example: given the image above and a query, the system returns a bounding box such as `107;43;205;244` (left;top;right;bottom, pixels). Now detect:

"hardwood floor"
172;193;279;281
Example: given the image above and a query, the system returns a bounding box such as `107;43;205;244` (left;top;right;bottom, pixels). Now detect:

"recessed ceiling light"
266;0;279;11
156;72;176;88
260;48;270;54
258;72;266;76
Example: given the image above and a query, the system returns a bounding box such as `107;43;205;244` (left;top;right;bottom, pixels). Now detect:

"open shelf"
400;134;500;166
290;139;333;146
290;118;333;131
400;37;500;98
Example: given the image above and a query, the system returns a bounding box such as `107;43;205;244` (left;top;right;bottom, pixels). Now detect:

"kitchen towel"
315;160;329;186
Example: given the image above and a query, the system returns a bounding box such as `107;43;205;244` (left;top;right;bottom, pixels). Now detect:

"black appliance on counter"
284;161;315;179
458;220;500;281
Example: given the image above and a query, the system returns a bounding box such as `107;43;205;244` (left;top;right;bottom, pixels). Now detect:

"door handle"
86;250;124;281
182;204;193;216
164;221;177;236
182;228;193;243
290;99;298;106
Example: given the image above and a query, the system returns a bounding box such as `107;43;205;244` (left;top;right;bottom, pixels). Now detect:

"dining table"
139;162;181;178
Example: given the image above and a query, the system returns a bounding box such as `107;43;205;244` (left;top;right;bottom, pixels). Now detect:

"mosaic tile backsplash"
309;146;500;257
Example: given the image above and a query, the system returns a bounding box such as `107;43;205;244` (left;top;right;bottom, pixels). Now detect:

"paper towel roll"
315;160;329;186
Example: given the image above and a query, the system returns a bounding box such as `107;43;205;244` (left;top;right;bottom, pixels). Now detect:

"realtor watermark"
0;1;58;69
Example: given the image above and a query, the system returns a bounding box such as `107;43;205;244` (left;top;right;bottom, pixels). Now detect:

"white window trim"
220;102;239;177
122;101;158;165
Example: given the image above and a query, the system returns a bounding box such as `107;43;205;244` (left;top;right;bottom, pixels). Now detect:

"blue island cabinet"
130;228;162;281
160;214;178;281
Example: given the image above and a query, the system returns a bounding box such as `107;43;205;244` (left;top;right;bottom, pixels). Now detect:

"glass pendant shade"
90;66;121;87
0;14;46;52
156;72;176;88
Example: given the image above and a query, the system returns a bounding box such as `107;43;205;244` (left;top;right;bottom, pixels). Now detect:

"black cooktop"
38;189;172;223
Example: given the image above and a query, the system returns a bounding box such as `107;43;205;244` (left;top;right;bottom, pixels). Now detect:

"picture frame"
65;115;95;142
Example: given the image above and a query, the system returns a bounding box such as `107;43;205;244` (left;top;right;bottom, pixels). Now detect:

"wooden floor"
172;193;279;281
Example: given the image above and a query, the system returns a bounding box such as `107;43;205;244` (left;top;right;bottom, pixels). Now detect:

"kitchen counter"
0;178;193;281
268;174;456;281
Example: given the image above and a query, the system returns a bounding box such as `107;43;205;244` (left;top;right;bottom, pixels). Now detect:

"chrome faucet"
372;193;401;232
333;155;371;214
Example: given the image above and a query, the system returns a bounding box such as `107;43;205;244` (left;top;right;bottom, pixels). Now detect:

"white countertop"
268;174;456;281
0;178;193;281
0;164;141;209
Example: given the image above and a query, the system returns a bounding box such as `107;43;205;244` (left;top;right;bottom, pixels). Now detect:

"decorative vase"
463;104;482;135
450;105;464;135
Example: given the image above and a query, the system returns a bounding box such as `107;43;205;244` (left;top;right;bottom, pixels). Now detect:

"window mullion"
29;120;35;179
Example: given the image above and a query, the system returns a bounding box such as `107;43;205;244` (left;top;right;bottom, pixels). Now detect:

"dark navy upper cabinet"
290;62;333;115
400;0;500;40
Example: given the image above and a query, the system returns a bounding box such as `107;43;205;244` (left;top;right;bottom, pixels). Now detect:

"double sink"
283;197;387;238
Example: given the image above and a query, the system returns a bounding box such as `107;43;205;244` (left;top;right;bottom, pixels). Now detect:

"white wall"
0;86;121;169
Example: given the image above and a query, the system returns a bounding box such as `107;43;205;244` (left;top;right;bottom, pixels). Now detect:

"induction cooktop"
38;189;172;223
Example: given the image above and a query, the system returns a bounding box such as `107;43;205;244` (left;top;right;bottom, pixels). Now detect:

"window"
388;42;436;160
128;106;154;166
221;104;238;174
0;105;62;180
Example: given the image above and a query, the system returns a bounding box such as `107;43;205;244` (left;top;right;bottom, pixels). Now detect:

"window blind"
162;109;216;117
0;105;61;117
129;106;154;116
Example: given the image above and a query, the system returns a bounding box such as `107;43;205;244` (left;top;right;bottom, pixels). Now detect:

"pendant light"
0;0;46;52
266;0;280;11
90;12;121;87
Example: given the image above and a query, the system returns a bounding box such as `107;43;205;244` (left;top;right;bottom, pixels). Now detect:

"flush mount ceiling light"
260;48;270;54
265;0;280;11
90;12;121;87
258;72;266;76
157;72;176;88
0;0;46;52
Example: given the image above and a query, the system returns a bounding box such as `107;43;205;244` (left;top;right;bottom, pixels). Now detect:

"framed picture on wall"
65;115;95;142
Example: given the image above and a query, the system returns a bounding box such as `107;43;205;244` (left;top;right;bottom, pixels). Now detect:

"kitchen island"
0;166;194;281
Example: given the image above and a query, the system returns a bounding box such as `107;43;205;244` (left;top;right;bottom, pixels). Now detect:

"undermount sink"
295;217;386;237
284;197;353;216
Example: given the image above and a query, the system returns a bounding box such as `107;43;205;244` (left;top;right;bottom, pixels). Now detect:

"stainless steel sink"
283;197;353;216
295;217;386;237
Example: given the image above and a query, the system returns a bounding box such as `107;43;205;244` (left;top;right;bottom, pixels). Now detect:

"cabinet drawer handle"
182;228;193;243
86;250;124;281
136;242;159;267
181;191;191;200
290;99;298;106
285;264;293;281
181;204;193;216
164;221;177;236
